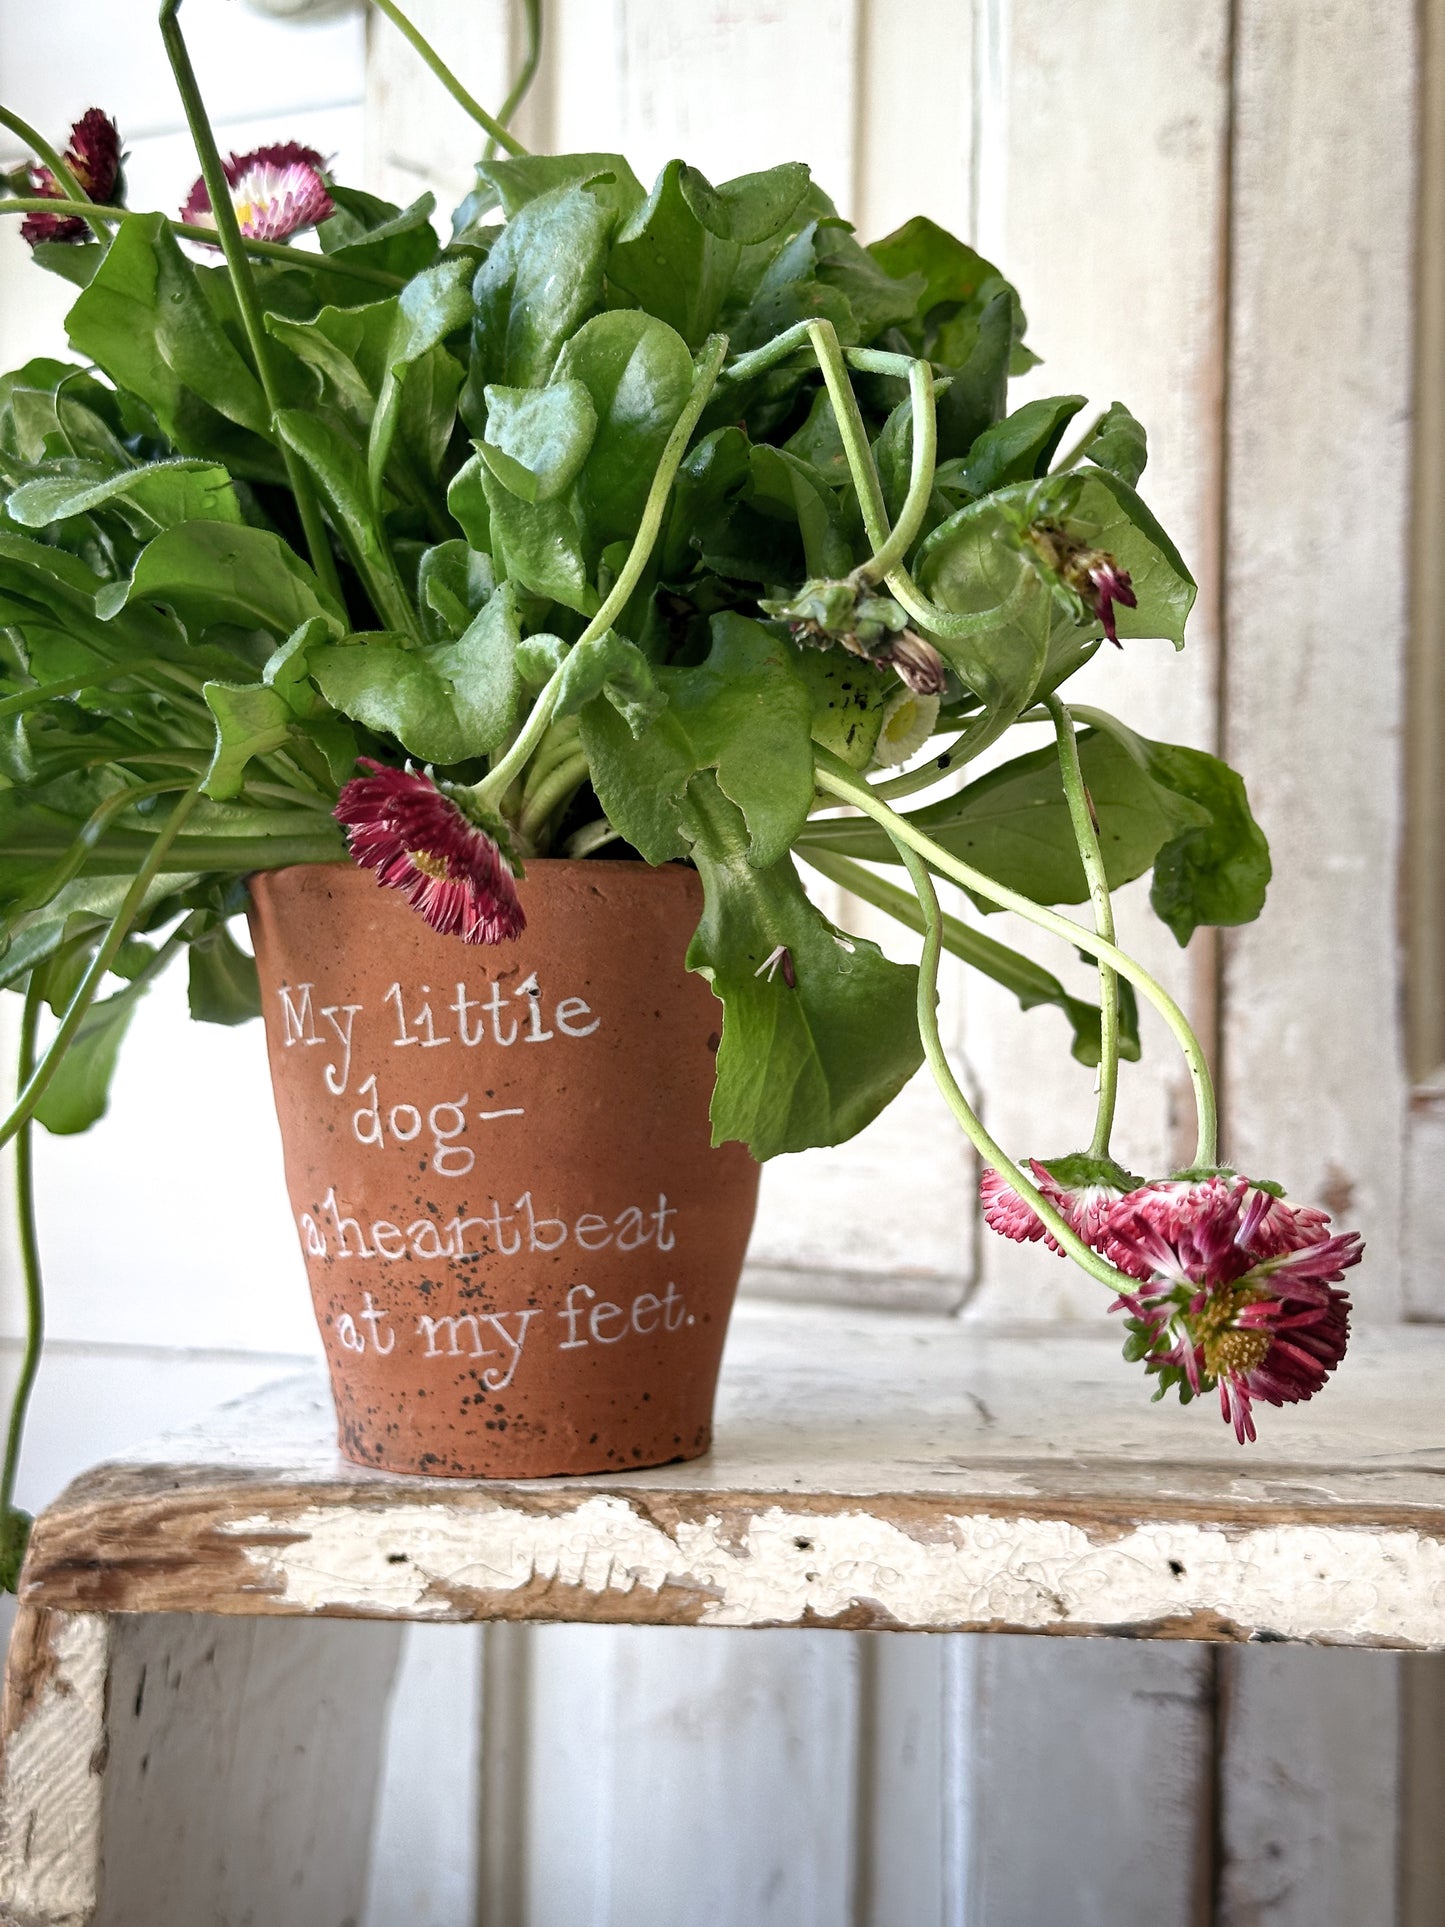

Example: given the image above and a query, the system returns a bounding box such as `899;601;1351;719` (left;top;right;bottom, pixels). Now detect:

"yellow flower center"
408;848;452;881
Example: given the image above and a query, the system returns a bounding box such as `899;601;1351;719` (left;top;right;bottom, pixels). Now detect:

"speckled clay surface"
248;861;760;1478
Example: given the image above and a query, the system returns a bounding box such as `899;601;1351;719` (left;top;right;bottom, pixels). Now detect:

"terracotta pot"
247;861;759;1477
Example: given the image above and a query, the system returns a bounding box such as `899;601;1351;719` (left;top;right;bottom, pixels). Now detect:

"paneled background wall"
0;0;1439;1921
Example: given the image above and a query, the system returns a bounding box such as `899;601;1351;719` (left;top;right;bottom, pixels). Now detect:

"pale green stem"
0;106;109;242
855;356;937;585
473;333;729;813
484;0;543;161
0;780;203;1152
0;971;44;1585
812;751;1218;1169
1044;692;1120;1158
370;0;528;155
0;660;152;721
874;799;1130;1289
563;818;620;859
158;2;346;610
868;724;981;801
0;197;405;287
518;752;589;846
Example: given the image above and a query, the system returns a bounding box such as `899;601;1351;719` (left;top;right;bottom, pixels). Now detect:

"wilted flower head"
335;760;525;946
181;141;333;241
1023;520;1137;646
1103;1175;1361;1443
760;578;950;697
20;109;123;247
980;1153;1143;1254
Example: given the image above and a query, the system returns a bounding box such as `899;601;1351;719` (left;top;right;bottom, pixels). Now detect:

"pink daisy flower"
1103;1176;1361;1443
335;761;525;946
21;109;122;247
980;1154;1142;1255
181;141;333;242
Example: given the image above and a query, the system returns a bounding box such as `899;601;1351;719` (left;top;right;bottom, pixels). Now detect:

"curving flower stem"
158;1;345;611
0;106;109;242
855;355;937;585
371;0;529;156
0;197;405;287
473;333;729;814
0;973;45;1590
0;779;204;1153
813;749;1218;1170
867;792;1128;1289
484;0;543;162
1044;692;1120;1157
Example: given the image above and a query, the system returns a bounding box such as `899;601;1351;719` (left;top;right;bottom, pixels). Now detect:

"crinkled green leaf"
1080;401;1148;488
683;773;923;1157
468;153;646;224
580;612;814;867
553;310;695;554
202;680;294;800
187;921;261;1025
318;185;440;279
309;583;524;764
6;460;240;533
551;630;665;737
417;542;495;641
96;522;345;638
912;500;1054;719
746;445;853;579
468;182;614;404
480;379;598;503
961;395;1087;497
479;465;597;616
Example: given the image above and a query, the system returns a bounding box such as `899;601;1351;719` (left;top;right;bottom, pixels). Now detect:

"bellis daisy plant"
0;0;1361;1574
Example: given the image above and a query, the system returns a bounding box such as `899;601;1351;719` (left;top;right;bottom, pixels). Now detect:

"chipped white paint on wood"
1222;0;1415;1311
0;1612;108;1927
19;1308;1445;1648
1218;1648;1402;1926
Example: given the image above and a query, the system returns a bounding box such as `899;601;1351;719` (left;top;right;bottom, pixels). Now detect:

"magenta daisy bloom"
1103;1175;1361;1443
21;109;123;247
181;142;333;241
980;1153;1143;1255
335;761;525;946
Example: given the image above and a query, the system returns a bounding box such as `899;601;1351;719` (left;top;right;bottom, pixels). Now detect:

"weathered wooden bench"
3;1303;1442;1925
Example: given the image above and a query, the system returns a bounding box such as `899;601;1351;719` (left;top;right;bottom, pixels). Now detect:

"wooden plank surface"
15;1303;1445;1648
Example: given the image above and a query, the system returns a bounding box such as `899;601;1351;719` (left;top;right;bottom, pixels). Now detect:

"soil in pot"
248;860;760;1477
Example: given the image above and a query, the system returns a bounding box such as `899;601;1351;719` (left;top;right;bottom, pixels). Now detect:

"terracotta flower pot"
247;860;760;1477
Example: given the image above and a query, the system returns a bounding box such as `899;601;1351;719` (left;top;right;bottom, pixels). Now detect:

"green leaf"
551;630;665;737
468;153;646;224
187;922;261;1025
5;460;241;533
683;773;923;1158
553;310;696;554
912;500;1055;719
96;522;345;639
660;425;752;578
202;681;294;800
1073;712;1272;944
813;221;926;340
868;215;1034;372
33;980;145;1134
417;542;495;641
479;465;597;616
962;395;1087;496
65;215;276;473
1080;401;1148;488
318;185;440;279
808;729;1209;908
580;612;815;867
273;409;401;618
367;257;474;496
746;445;853;579
265;299;394;428
309;582;524;764
447;451;491;551
608;160;743;349
479;379;598;503
934;287;1014;460
792;646;892;769
469;182;614;398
